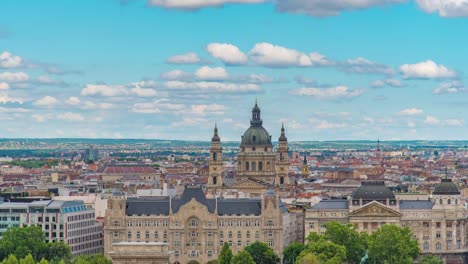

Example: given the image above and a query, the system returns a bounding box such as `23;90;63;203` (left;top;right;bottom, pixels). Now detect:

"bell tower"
301;154;309;177
275;123;290;185
208;124;223;187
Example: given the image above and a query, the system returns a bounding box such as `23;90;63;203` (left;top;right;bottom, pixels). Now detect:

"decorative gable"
349;201;401;218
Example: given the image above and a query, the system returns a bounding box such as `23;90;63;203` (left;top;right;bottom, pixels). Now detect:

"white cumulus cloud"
66;96;80;105
290;86;364;100
195;66;229;80
343;57;394;75
249;42;327;67
160;70;193;80
0;72;29;83
275;0;406;17
164;81;261;93
57;112;85;122
371;78;404;88
81;84;128;97
0;51;23;68
433;81;466;94
206;43;248;65
147;0;264;9
416;0;468;17
131;87;159;97
33;96;59;107
191;104;225;115
399;60;457;79
398;108;423;116
166;52;201;64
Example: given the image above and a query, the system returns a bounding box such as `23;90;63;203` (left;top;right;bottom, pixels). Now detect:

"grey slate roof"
311;200;349;209
352;181;395;201
399;200;433;210
125;185;262;216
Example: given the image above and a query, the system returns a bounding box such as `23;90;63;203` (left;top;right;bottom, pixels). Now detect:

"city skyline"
2;0;468;141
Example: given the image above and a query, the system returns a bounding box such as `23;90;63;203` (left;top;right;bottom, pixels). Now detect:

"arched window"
440;199;443;205
423;242;430;251
188;218;198;227
280;152;284;161
136;231;141;239
246;231;251;238
246;162;249;171
252;162;256;171
213;176;217;185
280;177;284;185
436;242;441;251
213;152;217;161
154;231;158;239
145;231;150;239
448;199;451;205
238;231;242;238
259;161;263;171
127;231;132;239
229;231;233;238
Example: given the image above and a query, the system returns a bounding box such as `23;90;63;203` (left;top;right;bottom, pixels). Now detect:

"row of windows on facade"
115;230;269;240
68;227;102;238
68;233;102;245
423;241;463;251
67;213;95;222
117;219;269;227
71;240;103;253
310;221;463;229
242;161;271;172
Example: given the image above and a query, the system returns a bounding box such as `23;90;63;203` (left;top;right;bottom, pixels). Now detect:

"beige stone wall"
108;242;170;264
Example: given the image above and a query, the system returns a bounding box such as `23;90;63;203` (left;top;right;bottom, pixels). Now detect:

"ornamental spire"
251;99;262;126
211;123;220;142
279;122;287;142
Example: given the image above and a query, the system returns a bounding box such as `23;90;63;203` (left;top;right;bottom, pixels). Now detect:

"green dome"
241;126;272;146
240;100;272;147
433;179;460;195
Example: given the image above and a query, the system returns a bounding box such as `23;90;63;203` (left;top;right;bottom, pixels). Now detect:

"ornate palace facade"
104;185;302;264
305;180;467;264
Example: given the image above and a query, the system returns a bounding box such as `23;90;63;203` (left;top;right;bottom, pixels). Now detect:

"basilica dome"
240;101;272;147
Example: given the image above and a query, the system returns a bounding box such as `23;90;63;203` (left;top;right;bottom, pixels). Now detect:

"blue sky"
1;0;468;141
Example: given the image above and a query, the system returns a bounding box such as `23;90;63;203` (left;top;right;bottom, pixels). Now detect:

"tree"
305;232;321;243
283;242;305;264
46;242;71;263
368;224;420;264
0;226;48;261
71;255;112;264
323;222;368;264
230;250;255;264
37;259;50;264
1;255;19;264
219;242;233;264
299;238;346;264
19;255;35;264
245;242;280;264
420;255;443;264
295;253;321;264
206;260;218;264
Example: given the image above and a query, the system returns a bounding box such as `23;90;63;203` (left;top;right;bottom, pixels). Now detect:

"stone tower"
208;124;223;187
275;123;290;185
301;154;309;177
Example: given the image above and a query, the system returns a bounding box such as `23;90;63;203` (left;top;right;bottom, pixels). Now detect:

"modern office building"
0;199;104;255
